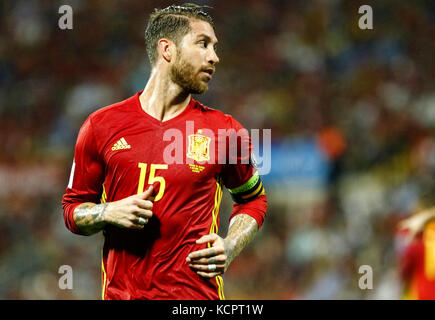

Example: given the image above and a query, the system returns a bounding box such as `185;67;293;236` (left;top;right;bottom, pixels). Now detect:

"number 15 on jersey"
137;163;168;201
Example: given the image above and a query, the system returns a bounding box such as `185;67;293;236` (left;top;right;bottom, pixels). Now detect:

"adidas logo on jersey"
112;137;131;151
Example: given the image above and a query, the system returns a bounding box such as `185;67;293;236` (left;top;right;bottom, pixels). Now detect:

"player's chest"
101;123;223;184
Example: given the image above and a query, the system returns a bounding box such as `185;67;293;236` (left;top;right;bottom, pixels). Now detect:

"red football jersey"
62;91;265;300
399;221;435;300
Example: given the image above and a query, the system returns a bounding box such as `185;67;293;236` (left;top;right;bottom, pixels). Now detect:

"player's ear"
158;38;173;63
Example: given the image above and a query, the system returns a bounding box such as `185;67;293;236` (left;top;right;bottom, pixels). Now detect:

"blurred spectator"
1;0;435;299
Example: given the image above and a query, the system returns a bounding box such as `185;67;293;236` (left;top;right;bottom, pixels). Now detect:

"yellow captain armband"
228;172;265;204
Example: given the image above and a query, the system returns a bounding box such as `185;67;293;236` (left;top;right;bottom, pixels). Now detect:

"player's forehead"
186;19;218;44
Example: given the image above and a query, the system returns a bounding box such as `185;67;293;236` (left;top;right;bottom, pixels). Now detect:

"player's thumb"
138;185;154;199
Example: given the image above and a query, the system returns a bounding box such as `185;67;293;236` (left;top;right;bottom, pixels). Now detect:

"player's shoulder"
87;93;137;125
193;100;243;129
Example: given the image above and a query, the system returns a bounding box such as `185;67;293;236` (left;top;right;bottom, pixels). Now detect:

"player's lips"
201;68;214;79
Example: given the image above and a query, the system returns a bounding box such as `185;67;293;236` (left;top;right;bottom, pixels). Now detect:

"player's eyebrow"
196;34;218;45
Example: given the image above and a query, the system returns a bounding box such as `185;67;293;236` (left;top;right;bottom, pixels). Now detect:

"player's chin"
190;82;209;94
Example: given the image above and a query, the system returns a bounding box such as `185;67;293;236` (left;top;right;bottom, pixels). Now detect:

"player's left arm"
186;194;266;278
187;116;267;277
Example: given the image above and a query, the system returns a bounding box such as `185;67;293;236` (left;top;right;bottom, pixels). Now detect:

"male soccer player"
398;208;435;299
62;4;267;300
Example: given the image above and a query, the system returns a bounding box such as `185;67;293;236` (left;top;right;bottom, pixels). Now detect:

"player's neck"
139;70;191;122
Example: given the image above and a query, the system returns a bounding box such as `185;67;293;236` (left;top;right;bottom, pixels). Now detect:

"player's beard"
170;51;209;94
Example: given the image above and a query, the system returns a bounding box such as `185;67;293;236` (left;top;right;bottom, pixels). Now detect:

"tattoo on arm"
225;214;259;266
73;202;108;235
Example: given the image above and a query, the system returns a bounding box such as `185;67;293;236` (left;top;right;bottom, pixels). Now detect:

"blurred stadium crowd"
1;0;435;299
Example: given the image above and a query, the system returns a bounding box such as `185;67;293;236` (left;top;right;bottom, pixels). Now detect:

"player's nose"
208;48;219;65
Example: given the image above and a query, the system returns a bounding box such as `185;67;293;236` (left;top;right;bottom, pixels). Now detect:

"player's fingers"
196;271;221;278
115;219;144;229
134;199;153;210
126;204;151;218
137;186;154;200
135;216;149;225
133;207;153;219
187;254;227;265
186;247;224;262
195;233;219;244
122;212;147;225
128;220;146;229
189;263;225;271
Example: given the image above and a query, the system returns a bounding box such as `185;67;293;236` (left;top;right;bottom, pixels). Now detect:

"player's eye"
197;40;207;47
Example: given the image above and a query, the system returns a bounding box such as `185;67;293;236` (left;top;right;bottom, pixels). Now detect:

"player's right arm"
72;187;154;235
62;116;153;236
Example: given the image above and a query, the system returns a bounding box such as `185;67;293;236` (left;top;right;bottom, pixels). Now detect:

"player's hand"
398;209;435;239
104;186;154;229
186;233;231;278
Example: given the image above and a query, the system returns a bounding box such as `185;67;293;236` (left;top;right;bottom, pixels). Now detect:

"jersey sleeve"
399;238;421;281
62;116;105;235
220;116;267;228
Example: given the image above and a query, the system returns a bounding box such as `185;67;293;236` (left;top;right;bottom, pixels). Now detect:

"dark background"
1;0;435;299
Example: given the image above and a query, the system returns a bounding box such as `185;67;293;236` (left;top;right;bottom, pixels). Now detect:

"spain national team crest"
187;130;211;162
